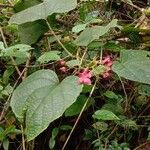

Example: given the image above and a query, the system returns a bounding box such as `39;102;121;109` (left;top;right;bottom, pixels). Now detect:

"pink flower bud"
59;59;66;66
59;67;67;72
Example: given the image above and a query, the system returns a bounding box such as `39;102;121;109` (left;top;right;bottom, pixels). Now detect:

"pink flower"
78;76;91;85
78;69;92;85
59;67;67;72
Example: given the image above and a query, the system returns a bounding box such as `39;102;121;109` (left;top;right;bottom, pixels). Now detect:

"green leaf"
104;42;123;52
103;91;119;100
92;122;108;131
60;125;72;131
1;44;32;58
0;127;5;141
93;65;105;75
18;21;48;45
38;51;60;63
74;19;119;46
51;128;59;139
14;0;41;12
66;59;80;68
0;85;3;91
102;104;123;115
3;139;9;150
10;70;82;141
88;41;104;49
9;0;77;25
138;84;150;96
65;95;92;117
49;137;56;150
72;24;87;33
4;125;16;136
93;109;120;121
0;41;5;50
112;50;150;85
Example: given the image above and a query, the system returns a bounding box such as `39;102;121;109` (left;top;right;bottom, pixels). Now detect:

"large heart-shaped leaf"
74;19;119;46
10;70;82;141
9;0;77;25
112;50;150;85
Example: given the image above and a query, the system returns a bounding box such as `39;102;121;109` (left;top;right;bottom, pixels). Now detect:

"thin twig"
79;47;88;67
134;142;150;150
45;20;73;57
22;52;31;80
121;0;143;12
104;125;118;149
117;75;128;113
138;102;150;118
62;80;97;150
0;27;22;77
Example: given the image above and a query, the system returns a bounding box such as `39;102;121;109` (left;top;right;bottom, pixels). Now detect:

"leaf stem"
79;47;88;68
62;79;97;150
45;20;73;57
21;124;26;150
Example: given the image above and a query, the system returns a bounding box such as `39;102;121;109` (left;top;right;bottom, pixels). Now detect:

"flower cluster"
58;56;113;86
101;55;113;78
78;69;92;85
